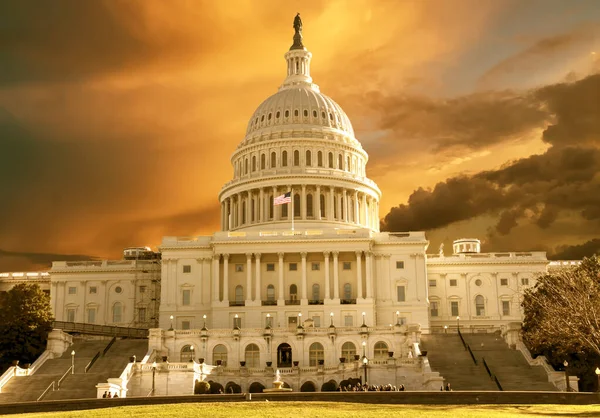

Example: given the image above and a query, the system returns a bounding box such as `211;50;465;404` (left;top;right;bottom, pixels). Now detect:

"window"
285;110;289;118
502;300;510;316
182;289;191;306
87;308;95;324
451;301;459;317
338;154;343;170
266;263;275;271
475;295;485;316
306;150;312;166
397;316;407;325
252;155;256;171
309;342;324;366
374;342;388;358
139;286;146;293
265;315;273;328
396;261;404;269
450;279;457;287
282;203;288;217
244;159;248;174
303;109;308;117
271;152;276;168
317;151;323;167
183;264;191;273
289;284;298;301
521;278;529;286
115;286;122;294
138;308;146;322
245;343;260;368
311;262;320;271
182;321;191;330
235;285;244;303
235;264;244;272
341;341;356;359
233;316;242;329
261;153;266;169
397;286;406;302
293;193;300;216
306;194;313;217
429;280;436;287
112;302;122;323
181;345;194;362
343;262;351;270
89;286;97;294
293;150;300;166
343;283;352;299
67;309;76;322
282;150;288;167
267;285;275;302
294;109;299;117
328;152;334;168
213;344;228;366
312;315;321;327
320;194;325;217
500;278;508;286
313;110;317;117
312;284;320;302
475;279;482;286
68;286;77;295
289;263;298;271
430;301;439;317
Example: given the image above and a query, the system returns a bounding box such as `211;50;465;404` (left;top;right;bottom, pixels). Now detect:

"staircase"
461;334;556;391
420;334;498;390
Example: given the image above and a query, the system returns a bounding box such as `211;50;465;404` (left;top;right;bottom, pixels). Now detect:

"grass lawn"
12;402;600;418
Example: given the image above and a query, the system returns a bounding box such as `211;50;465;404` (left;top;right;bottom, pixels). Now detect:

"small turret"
453;239;481;255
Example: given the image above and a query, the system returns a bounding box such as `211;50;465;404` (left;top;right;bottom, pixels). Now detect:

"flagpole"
291;191;294;232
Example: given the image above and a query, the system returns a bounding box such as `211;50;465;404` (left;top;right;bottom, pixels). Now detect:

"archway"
249;382;266;393
225;381;242;394
321;380;338;392
277;343;292;368
300;381;316;392
207;380;223;394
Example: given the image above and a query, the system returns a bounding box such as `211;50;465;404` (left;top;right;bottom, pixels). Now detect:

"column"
316;185;321;220
333;251;340;299
354;191;359;224
212;255;220;303
272;186;279;221
356;251;363;299
255;253;262;302
259;188;264;223
246;253;253;303
365;251;373;299
343;189;348;222
362;194;367;227
329;186;335;220
278;252;285;305
237;193;242;227
222;254;229;303
301;252;308;303
301;185;307;220
324;251;331;300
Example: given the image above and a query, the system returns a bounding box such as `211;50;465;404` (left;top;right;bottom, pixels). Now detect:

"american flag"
274;192;291;205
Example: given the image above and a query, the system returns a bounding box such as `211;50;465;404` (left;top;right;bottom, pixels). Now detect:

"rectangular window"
139;285;147;293
182;289;191;306
344;315;353;327
266;263;275;272
89;286;97;294
233;316;242;329
87;309;95;324
138;308;146;322
343;262;351;270
183;265;191;273
500;278;508;286
289;263;298;271
312;316;321;328
451;301;459;317
311;262;320;271
67;309;76;322
397;286;406;302
429;280;436;287
396;261;404;269
430;302;439;317
182;321;190;330
449;279;457;287
265;316;273;328
235;264;244;272
502;301;510;316
398;317;407;325
68;286;77;295
521;278;529;286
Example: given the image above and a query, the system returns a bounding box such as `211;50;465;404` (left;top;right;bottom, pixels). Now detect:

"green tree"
0;283;53;372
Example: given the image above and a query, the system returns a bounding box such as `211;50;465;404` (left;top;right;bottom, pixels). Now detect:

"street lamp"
329;312;334;326
297;313;302;328
190;345;195;362
71;350;75;374
152;361;157;395
456;316;460;332
396;311;400;326
444;325;448;334
169;315;174;331
202;314;207;329
362;312;366;326
362;342;368;384
595;367;600;392
563;360;569;392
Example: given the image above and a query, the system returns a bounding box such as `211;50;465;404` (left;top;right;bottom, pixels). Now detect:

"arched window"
306;150;312;166
282;204;288;218
320;194;325;218
374;342;388;358
346;156;350;171
348;198;353;222
341;342;356;360
333;197;337;218
282;150;288;167
343;283;352;300
213;344;228;366
475;295;485;316
181;344;194;362
309;342;324;366
242;202;246;224
245;343;260;368
260;154;266;169
112;302;122;323
290;284;298;301
251;198;255;222
271;152;276;168
267;285;275;302
317;151;323;167
306;194;313;217
294;150;300;166
293;193;300;217
338;154;343;170
269;196;274;219
328;152;334;168
244;158;248;174
252;155;256;172
312;284;320;302
235;285;244;303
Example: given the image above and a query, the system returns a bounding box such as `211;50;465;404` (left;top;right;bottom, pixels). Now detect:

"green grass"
12;402;600;418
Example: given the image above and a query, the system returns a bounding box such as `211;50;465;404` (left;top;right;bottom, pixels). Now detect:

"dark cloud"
550;239;600;260
0;249;98;272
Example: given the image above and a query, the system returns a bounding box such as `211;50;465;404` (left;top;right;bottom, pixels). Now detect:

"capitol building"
6;17;575;395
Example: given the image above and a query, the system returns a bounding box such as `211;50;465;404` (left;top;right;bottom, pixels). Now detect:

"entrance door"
277;343;292;368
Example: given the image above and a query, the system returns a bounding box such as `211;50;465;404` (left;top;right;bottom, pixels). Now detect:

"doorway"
277;343;292;368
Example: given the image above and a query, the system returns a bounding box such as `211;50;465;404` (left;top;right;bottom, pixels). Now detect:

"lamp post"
169;315;174;331
444;325;448;334
595;367;600;392
329;312;334;326
563;360;569;392
362;312;366;326
152;361;157;395
71;350;75;374
202;314;207;329
396;311;400;326
297;313;302;328
456;316;460;332
362;341;368;384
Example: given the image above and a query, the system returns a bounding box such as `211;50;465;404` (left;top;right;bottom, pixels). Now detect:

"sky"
1;0;600;271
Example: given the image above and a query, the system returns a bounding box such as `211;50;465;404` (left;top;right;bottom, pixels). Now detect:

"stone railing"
514;341;577;391
427;251;546;261
0;367;15;393
52;260;159;271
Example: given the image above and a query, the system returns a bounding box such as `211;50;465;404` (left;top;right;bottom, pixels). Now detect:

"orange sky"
1;0;600;270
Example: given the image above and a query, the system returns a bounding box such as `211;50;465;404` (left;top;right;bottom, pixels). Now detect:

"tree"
0;283;53;372
522;255;600;358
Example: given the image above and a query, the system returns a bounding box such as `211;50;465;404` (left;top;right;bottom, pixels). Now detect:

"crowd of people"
101;391;119;398
338;383;406;391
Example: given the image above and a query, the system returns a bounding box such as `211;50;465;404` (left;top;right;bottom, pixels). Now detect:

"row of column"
211;251;374;304
220;186;379;231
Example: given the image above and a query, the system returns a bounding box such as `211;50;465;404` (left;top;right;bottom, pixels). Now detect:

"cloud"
550;239;600;260
0;249;98;272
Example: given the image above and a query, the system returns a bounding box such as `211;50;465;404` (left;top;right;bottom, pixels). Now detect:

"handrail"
457;329;467;350
482;357;503;391
85;351;101;373
493;374;504;391
57;366;73;389
0;366;16;393
482;357;492;377
466;344;478;365
37;381;55;401
103;337;117;356
52;321;148;338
